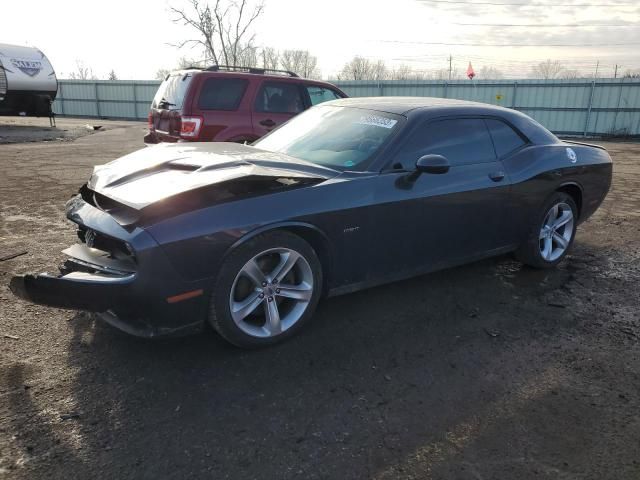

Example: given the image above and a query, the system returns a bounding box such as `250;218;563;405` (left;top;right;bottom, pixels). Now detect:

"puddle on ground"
492;257;569;291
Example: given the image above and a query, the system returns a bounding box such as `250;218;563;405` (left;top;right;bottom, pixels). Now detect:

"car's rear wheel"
516;192;577;269
209;231;322;348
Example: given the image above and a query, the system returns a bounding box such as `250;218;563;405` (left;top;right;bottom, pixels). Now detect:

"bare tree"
261;47;280;70
337;56;388;81
155;56;203;80
478;66;503;79
390;64;413;80
280;50;319;78
107;69;118;81
68;60;96;80
155;68;171;80
623;69;640;78
530;59;565;79
433;67;459;80
237;44;259;68
170;0;264;66
561;69;582;79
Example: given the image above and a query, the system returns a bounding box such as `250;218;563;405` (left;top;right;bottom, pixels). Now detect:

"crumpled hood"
88;142;339;210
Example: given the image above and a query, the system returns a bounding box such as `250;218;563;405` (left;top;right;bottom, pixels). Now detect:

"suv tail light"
180;116;203;139
147;111;153;130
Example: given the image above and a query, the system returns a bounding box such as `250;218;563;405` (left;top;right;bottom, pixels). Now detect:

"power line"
448;22;639;27
419;0;637;7
379;40;640;47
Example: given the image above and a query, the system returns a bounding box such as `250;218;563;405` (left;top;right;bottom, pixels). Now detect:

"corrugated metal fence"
53;80;160;121
53;78;640;136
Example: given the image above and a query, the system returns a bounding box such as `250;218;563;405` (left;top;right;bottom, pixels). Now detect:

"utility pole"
614;64;619;78
448;54;452;81
594;60;599;78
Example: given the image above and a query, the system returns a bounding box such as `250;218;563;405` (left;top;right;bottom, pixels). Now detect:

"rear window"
306;86;342;105
198;77;248;110
151;73;193;110
485;119;527;157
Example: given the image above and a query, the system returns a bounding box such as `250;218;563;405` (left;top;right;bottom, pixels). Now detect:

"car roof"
323;96;560;145
323;96;501;115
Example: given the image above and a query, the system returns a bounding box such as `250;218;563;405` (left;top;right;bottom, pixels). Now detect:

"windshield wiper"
158;97;176;108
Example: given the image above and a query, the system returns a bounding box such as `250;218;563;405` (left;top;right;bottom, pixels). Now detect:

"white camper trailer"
0;43;57;119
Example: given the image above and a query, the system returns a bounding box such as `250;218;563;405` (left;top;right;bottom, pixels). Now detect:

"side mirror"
416;154;450;174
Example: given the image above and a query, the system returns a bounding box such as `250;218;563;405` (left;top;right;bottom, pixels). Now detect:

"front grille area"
76;226;134;262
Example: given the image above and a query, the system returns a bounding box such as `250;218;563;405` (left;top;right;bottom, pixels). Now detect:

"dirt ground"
0;117;140;145
1;117;639;480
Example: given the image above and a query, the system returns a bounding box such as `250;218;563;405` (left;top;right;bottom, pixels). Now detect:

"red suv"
144;66;347;144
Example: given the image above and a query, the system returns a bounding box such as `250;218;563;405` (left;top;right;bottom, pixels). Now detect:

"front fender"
228;221;330;251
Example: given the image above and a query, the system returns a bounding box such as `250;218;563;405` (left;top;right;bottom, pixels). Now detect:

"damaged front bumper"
9;196;208;338
10;243;136;312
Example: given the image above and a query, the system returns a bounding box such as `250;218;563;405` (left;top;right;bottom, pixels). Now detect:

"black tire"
209;231;322;348
516;192;578;269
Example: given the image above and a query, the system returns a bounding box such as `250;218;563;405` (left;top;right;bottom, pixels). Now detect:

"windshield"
151;72;193;110
253;105;403;171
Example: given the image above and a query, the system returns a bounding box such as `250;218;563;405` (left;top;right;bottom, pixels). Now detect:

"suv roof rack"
203;65;299;77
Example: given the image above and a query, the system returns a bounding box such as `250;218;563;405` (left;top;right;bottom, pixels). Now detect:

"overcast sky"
3;0;640;79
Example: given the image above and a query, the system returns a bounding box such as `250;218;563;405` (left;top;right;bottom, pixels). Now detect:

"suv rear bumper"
144;130;180;144
144;130;159;144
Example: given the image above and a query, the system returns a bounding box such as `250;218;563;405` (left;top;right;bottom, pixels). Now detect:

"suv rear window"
198;77;248;110
152;73;193;110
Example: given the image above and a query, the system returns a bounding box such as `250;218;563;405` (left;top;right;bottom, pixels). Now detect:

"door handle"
489;171;505;182
259;119;276;127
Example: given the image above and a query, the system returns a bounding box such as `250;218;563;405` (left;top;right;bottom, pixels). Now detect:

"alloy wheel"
539;202;574;262
229;247;314;338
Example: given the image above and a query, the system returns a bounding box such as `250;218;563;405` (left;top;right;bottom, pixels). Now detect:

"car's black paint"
9;97;613;337
416;154;450;174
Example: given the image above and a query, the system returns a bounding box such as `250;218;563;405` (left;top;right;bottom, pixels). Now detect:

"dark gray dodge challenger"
10;97;612;347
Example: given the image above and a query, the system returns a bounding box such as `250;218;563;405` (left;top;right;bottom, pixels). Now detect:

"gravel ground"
1;120;639;480
0;117;142;144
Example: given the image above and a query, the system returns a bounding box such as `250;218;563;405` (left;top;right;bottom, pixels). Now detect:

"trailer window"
152;73;193;110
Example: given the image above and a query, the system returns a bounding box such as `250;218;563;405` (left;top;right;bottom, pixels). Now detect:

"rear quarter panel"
502;142;612;244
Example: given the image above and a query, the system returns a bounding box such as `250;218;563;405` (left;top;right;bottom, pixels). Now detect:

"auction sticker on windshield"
356;115;398;129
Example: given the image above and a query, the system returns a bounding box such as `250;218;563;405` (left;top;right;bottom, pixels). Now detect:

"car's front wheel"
516;192;578;269
209;231;322;348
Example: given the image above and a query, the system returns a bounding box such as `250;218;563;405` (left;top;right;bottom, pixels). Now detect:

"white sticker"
356;115;398;129
566;147;577;163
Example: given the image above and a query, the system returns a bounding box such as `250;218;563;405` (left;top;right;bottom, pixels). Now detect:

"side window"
255;82;304;114
198;78;248;110
394;118;496;170
306;86;342;106
485;119;527;157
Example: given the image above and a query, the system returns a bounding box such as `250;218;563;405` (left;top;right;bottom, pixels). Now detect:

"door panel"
369;162;510;279
194;77;250;141
366;117;513;281
252;81;305;138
